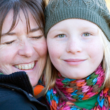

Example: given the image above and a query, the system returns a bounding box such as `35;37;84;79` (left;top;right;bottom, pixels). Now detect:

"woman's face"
0;10;47;87
47;19;104;79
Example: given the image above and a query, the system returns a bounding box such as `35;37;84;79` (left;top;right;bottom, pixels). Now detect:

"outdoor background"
106;0;110;10
46;0;110;11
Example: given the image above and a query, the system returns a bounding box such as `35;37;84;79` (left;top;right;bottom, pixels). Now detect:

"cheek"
0;46;15;64
34;39;47;57
86;42;104;63
48;48;57;62
0;46;16;74
47;41;62;64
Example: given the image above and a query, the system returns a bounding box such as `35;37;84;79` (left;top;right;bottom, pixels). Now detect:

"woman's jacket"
0;71;49;110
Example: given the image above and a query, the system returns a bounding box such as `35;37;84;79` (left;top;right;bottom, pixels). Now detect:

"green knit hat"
45;0;110;40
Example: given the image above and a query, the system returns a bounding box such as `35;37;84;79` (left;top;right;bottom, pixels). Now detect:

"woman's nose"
66;38;82;54
18;40;34;57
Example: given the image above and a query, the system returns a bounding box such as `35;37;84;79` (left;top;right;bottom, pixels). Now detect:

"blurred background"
45;0;110;11
106;0;110;10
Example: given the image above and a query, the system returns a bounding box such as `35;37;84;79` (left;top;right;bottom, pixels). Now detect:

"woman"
0;0;48;110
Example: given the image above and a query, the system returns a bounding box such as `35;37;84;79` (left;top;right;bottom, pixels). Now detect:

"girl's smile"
63;59;87;66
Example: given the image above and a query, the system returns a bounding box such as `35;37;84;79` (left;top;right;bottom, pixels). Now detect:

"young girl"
45;0;110;109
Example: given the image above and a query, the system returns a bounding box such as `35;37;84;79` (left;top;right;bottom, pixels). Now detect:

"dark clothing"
0;71;49;110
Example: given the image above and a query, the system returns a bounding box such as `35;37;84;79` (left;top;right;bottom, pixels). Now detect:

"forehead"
48;19;99;32
2;9;38;34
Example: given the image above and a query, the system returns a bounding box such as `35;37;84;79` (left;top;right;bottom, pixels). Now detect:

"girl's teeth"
15;62;35;70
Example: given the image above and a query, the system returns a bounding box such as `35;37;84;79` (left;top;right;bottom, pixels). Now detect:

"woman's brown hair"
0;0;46;38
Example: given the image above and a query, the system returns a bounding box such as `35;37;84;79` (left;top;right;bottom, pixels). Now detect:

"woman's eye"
31;35;43;39
83;33;91;37
57;34;66;38
4;40;15;45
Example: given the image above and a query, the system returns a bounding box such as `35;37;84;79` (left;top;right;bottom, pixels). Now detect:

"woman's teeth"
15;62;35;70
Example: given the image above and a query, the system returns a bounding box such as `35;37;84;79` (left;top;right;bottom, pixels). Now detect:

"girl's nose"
18;40;34;57
66;38;82;54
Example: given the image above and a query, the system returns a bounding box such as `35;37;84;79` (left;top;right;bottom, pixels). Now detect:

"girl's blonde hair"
99;29;110;87
44;28;110;91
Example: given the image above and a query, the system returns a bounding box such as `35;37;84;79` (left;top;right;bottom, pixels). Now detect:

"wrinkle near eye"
1;35;17;44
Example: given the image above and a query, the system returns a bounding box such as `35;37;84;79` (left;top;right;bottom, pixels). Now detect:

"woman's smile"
15;61;36;70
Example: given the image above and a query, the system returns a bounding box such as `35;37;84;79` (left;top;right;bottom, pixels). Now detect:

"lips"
64;59;86;62
64;59;86;65
15;62;35;70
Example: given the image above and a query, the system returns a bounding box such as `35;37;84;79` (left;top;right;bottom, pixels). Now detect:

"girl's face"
47;19;104;79
0;10;47;87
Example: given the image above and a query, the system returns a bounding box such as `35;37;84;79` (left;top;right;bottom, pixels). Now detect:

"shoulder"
0;85;49;110
0;72;49;110
0;86;34;110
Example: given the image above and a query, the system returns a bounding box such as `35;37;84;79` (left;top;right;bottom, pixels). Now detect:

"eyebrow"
1;27;43;37
29;27;43;33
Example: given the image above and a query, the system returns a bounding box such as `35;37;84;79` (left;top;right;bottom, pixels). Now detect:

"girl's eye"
4;40;15;45
83;33;91;37
57;34;66;38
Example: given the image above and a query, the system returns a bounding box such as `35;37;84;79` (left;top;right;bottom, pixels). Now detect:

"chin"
29;78;39;87
31;81;38;87
67;73;86;79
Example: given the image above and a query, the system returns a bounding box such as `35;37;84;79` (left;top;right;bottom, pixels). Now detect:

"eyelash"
82;32;92;37
4;40;15;45
56;34;66;38
31;35;43;39
3;35;43;44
